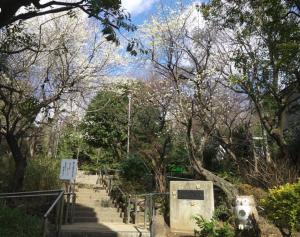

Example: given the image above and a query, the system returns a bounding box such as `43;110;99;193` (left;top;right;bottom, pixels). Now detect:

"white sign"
59;159;78;182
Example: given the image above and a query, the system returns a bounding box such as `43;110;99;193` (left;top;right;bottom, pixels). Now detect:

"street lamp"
127;93;132;159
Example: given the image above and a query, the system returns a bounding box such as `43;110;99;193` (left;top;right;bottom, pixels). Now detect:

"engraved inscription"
177;190;204;200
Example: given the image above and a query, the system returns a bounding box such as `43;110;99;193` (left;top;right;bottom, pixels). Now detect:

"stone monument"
170;181;214;234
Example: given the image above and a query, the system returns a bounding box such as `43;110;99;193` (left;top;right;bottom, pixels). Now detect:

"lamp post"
127;93;132;159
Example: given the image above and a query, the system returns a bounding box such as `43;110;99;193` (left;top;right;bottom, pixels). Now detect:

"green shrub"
194;216;235;237
261;180;300;236
24;156;61;191
0;155;14;192
0;205;42;237
120;156;149;182
119;156;153;193
238;183;267;205
213;202;232;222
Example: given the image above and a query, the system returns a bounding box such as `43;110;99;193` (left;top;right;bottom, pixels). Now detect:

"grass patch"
0;204;42;237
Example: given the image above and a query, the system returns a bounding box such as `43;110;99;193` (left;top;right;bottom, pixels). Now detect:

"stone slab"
62;222;150;237
170;181;214;234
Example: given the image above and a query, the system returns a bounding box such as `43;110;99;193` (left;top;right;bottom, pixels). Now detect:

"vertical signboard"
59;159;78;182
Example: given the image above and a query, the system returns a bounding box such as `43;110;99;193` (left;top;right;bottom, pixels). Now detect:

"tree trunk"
6;133;27;191
186;124;238;204
154;169;167;193
191;158;238;204
271;129;290;160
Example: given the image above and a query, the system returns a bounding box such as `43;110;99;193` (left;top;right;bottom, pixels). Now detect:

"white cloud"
122;0;158;16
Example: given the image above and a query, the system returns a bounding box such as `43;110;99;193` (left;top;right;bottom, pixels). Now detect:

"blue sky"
122;0;195;25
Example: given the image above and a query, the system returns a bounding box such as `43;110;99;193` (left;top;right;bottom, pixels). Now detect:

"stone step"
76;190;107;195
77;190;108;196
75;198;110;202
77;189;107;192
73;217;123;223
74;211;122;219
74;202;115;209
75;207;118;215
75;193;110;198
65;171;143;236
74;204;112;209
75;199;112;204
74;217;99;223
76;191;108;197
74;204;115;210
61;222;150;237
75;199;102;203
76;195;108;200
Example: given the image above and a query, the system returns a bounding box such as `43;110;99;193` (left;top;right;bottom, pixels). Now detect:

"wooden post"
126;195;131;224
109;178;112;195
42;217;47;237
144;196;148;229
149;194;153;220
65;183;71;224
134;196;138;224
65;192;70;224
71;192;76;224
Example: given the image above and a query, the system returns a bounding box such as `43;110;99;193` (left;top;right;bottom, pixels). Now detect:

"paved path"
62;223;149;237
61;170;150;237
76;170;98;186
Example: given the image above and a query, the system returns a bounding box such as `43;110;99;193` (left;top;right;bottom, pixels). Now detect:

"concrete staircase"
61;171;150;237
73;188;124;223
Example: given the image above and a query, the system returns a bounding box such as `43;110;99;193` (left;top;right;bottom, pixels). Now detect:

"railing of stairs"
0;189;76;237
99;169;170;231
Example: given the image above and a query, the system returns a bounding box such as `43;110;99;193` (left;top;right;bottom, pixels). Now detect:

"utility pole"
127;93;132;159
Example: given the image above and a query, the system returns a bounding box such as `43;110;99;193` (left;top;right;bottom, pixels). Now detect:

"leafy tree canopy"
82;87;129;160
202;0;300;83
0;0;136;44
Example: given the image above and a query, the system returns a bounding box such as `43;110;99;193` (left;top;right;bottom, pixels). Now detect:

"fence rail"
0;188;76;237
99;169;170;230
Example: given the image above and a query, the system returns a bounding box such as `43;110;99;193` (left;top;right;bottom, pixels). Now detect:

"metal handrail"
100;169;170;229
101;169;133;223
115;186;127;197
0;192;62;199
42;190;65;237
0;189;76;237
0;189;62;197
44;190;64;218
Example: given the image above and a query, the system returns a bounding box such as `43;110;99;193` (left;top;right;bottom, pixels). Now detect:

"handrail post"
151;194;155;218
99;170;102;184
71;193;76;224
55;197;61;233
108;178;111;195
148;194;152;224
42;217;48;237
144;195;147;229
126;195;131;224
65;184;71;224
134;196;138;225
58;194;64;237
65;192;70;224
